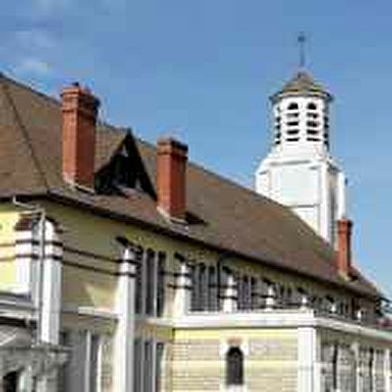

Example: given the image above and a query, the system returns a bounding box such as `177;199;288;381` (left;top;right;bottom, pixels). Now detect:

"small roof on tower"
271;71;333;103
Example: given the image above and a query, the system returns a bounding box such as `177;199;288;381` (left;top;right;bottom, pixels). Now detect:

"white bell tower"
255;71;346;246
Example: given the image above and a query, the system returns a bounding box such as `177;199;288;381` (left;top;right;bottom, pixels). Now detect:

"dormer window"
95;134;156;197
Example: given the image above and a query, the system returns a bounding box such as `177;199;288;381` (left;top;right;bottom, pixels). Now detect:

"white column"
113;247;136;392
297;327;319;392
36;219;63;392
222;270;237;313
40;220;63;344
385;348;391;392
173;259;191;317
350;342;359;392
17;366;33;392
265;285;276;310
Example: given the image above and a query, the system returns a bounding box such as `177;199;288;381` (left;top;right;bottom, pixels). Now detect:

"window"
133;338;165;392
133;338;142;392
191;262;219;311
238;275;251;310
332;344;338;390
226;347;244;386
288;102;299;110
287;121;299;127
308;102;317;110
58;331;102;392
143;341;154;392
134;247;166;317
250;277;258;309
307;129;319;135
135;247;144;314
3;372;18;392
307;120;319;128
208;265;219;311
145;249;156;315
287;129;300;135
307;112;319;119
157;252;166;317
191;263;207;311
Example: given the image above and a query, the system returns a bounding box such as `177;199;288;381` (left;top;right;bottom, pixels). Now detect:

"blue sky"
2;1;392;297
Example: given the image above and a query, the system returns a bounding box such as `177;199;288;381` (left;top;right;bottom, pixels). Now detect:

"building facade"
0;72;390;392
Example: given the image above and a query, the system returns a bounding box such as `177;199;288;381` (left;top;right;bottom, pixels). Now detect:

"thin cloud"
33;0;70;15
14;58;54;77
15;29;55;50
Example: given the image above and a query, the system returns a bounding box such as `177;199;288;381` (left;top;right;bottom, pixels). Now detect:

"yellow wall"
171;328;297;392
0;204;22;291
0;199;378;343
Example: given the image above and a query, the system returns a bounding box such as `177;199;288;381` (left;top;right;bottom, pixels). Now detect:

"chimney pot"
157;137;188;221
337;218;353;277
61;83;100;189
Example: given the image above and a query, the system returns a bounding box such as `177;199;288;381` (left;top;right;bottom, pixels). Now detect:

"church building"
0;67;390;392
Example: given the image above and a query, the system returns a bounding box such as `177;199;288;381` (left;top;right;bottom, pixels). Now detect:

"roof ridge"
1;72;61;107
0;75;49;191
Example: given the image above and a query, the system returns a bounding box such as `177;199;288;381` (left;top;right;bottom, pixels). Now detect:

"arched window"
287;102;299;110
3;371;19;392
307;102;317;110
226;347;244;386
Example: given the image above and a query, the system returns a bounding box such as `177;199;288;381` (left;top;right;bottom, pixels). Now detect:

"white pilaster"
37;219;63;392
113;247;136;392
222;270;237;313
40;220;62;344
173;260;191;317
265;285;276;310
17;366;33;392
385;348;391;392
297;327;319;392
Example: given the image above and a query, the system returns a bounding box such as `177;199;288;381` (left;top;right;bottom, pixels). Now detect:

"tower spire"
298;33;306;69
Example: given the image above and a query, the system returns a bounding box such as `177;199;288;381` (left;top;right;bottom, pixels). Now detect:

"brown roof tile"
0;73;380;299
271;71;333;102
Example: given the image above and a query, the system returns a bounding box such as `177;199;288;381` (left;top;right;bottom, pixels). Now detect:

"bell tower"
255;70;346;246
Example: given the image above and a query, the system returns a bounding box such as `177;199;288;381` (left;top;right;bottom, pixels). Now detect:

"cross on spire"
298;33;307;69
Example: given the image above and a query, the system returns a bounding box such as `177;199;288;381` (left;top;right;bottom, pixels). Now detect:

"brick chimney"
61;83;100;189
157;138;188;221
337;218;353;277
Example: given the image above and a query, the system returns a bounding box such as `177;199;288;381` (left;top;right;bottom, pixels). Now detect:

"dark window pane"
157;252;166;317
145;250;156;316
226;347;244;386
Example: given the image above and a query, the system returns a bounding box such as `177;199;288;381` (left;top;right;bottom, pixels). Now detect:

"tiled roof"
0;74;380;299
271;71;333;101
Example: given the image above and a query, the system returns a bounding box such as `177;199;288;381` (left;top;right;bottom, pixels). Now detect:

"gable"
95;132;156;198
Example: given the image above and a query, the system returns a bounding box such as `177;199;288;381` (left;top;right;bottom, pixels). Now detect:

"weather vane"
298;33;307;69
